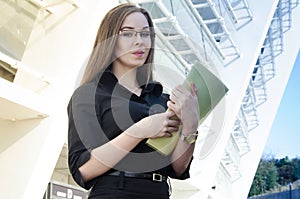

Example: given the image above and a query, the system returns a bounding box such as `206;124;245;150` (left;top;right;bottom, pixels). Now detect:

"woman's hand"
167;84;199;133
125;111;181;139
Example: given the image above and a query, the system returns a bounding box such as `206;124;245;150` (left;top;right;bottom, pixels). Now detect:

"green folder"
146;61;229;155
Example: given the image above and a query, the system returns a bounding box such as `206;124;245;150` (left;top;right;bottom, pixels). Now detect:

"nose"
134;33;144;44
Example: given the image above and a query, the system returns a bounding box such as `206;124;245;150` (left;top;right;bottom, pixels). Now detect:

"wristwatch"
180;131;198;144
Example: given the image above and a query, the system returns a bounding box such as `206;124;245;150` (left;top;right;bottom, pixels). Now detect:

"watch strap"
180;130;198;144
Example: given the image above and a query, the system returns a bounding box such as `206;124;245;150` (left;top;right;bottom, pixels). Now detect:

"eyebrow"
120;26;150;30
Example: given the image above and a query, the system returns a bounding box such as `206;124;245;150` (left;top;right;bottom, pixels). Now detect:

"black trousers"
88;175;170;199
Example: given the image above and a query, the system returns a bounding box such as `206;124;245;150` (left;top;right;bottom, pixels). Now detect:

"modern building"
0;0;299;199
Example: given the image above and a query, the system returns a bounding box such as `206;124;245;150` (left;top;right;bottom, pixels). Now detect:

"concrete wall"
0;1;118;198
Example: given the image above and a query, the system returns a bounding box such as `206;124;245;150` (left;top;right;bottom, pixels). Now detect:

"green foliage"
291;158;300;181
248;155;300;197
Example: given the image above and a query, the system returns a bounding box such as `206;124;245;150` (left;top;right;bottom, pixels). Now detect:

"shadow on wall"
0;118;43;153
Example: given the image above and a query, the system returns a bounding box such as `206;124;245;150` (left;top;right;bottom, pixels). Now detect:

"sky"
263;50;300;159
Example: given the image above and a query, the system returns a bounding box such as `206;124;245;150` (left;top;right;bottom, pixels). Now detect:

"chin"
130;60;147;67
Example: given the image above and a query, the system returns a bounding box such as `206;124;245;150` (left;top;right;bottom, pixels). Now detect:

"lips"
132;50;145;57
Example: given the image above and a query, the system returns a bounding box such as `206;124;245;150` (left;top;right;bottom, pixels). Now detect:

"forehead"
121;12;150;29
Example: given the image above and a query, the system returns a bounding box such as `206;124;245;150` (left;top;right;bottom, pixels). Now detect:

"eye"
140;31;151;38
121;31;134;37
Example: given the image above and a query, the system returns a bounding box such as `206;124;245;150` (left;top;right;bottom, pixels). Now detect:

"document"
146;61;229;155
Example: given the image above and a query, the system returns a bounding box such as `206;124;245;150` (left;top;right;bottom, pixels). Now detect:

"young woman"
68;3;199;199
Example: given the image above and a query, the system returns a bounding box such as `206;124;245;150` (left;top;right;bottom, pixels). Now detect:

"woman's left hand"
167;84;199;132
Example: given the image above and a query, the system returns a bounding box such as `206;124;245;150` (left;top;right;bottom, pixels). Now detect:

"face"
114;12;152;70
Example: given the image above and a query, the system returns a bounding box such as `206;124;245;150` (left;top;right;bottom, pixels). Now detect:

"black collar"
94;66;163;97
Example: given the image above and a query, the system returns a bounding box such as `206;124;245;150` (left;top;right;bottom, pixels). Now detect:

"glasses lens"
120;30;134;38
140;31;151;38
119;29;154;40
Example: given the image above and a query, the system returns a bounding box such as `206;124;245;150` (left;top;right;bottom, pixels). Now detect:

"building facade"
0;0;299;198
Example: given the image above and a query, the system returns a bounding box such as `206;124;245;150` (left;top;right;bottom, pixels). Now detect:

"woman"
68;3;199;199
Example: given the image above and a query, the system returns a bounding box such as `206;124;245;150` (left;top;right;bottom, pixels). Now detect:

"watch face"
180;132;198;144
186;133;198;144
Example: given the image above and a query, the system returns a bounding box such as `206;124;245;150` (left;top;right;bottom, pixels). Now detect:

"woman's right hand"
125;111;181;139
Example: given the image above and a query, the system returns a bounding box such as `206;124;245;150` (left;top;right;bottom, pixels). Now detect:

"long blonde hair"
80;3;155;85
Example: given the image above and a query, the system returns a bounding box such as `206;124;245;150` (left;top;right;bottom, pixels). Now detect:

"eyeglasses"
118;29;154;40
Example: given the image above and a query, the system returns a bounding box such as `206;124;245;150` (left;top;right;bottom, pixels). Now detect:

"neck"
112;63;139;89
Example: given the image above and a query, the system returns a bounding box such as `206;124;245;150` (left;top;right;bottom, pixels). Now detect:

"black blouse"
67;69;191;190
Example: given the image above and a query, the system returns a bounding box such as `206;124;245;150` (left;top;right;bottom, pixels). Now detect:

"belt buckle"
152;173;163;182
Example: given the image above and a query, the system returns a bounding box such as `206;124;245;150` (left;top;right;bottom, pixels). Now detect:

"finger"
168;119;181;126
167;101;175;110
169;94;177;104
166;127;179;133
175;85;190;95
171;86;185;97
168;99;177;108
171;87;190;103
171;85;182;96
167;101;180;114
164;132;173;137
165;109;179;121
165;109;176;117
191;83;198;96
158;129;173;137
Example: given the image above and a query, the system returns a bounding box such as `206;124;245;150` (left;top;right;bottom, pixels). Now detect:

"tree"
249;156;300;197
275;156;293;185
248;157;278;196
291;157;300;181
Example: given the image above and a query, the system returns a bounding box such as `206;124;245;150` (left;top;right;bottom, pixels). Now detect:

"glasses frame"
118;28;155;41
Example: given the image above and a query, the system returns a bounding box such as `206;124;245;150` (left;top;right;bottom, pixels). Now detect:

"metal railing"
184;0;240;60
254;0;296;84
220;149;242;182
214;164;233;198
231;0;299;158
123;0;250;65
231;115;251;156
125;0;216;72
221;0;253;30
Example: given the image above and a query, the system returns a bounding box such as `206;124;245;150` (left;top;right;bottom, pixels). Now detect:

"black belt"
106;171;167;182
